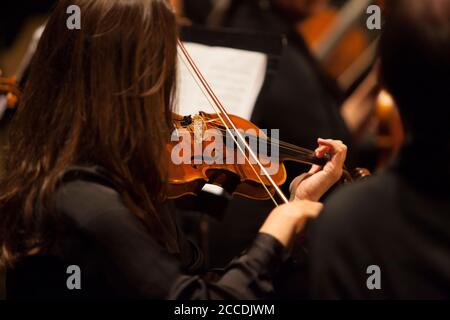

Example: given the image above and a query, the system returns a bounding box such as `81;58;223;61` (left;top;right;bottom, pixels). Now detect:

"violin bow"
176;39;289;206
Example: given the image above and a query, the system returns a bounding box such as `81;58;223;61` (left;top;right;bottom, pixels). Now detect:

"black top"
310;146;450;299
6;167;285;299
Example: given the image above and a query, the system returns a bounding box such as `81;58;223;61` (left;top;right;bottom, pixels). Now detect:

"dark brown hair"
0;0;178;266
379;0;450;141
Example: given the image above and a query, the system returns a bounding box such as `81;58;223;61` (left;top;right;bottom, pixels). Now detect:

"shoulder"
54;167;140;234
309;172;401;299
313;170;400;242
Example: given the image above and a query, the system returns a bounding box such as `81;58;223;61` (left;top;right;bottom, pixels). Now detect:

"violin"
167;111;370;202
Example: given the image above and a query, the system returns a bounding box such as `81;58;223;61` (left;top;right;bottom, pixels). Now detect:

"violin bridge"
192;114;206;144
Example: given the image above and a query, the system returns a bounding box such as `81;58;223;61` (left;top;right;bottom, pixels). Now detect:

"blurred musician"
310;0;450;299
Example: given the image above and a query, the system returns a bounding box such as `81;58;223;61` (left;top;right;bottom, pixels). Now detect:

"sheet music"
176;42;268;120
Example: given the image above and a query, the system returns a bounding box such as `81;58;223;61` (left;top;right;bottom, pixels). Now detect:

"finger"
330;144;347;168
318;138;341;146
318;140;347;179
315;145;330;158
318;138;345;153
318;139;347;161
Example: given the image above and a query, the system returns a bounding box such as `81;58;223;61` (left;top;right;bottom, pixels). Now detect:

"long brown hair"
0;0;178;266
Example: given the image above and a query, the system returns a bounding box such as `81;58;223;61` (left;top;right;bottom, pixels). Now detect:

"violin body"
168;112;289;200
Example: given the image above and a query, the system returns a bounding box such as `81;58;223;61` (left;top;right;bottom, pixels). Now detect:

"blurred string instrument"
373;89;404;165
298;0;371;82
0;25;45;119
0;74;19;110
298;0;403;166
168;40;370;205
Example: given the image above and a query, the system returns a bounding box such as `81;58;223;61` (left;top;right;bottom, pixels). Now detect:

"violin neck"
279;147;328;167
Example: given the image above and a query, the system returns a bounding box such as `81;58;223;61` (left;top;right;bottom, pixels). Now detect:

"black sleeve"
56;179;285;300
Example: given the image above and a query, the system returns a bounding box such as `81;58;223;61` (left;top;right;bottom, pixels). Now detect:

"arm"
57;138;348;300
58;180;321;300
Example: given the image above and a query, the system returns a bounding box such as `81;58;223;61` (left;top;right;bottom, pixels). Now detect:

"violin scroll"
351;167;371;180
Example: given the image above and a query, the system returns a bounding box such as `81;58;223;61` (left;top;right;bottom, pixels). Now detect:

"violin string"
183;124;320;166
204;124;319;158
173;109;318;158
178;113;322;167
195;122;318;159
177;40;289;205
177;43;280;206
203;121;316;154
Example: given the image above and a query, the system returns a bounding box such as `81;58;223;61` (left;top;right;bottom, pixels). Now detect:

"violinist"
0;0;346;299
310;0;450;299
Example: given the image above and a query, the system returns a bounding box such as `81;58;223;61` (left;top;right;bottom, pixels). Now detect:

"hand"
290;138;347;202
259;200;323;247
